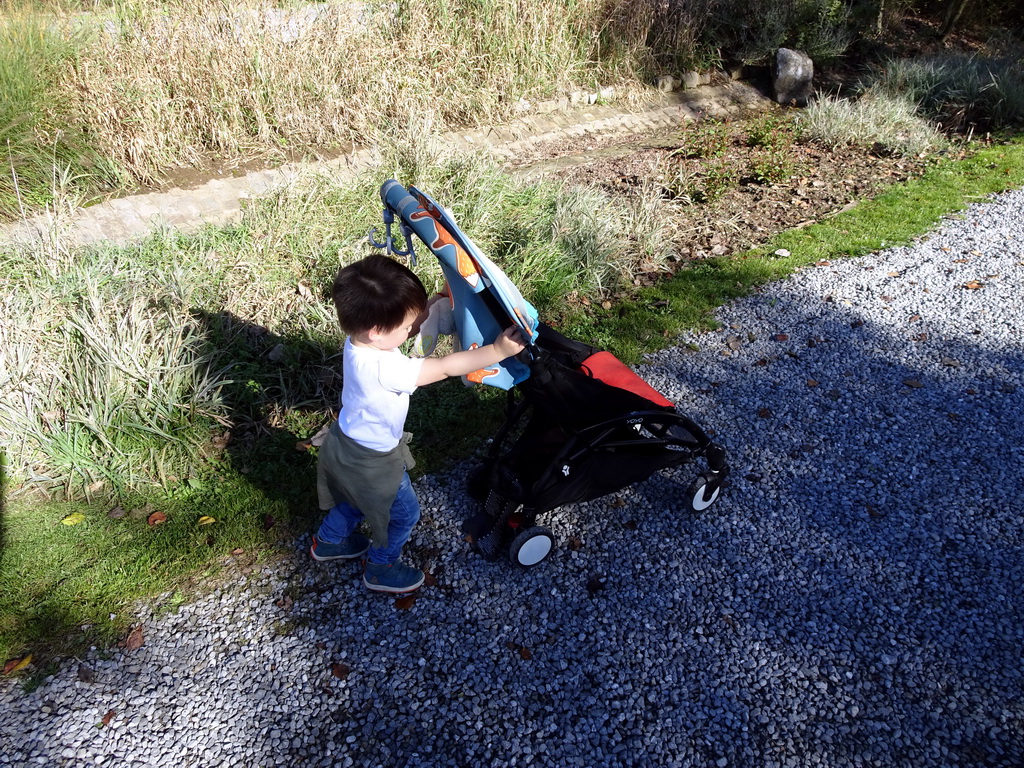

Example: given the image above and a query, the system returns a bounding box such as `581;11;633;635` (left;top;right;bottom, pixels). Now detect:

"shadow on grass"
190;309;508;543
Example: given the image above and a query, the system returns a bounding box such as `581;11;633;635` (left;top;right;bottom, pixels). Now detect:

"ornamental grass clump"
796;92;947;157
1;141;671;498
866;53;1024;133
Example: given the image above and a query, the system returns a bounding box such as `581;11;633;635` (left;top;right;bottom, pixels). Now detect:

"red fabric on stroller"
579;351;675;409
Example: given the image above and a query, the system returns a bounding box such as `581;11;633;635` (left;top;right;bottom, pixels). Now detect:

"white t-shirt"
337;339;425;452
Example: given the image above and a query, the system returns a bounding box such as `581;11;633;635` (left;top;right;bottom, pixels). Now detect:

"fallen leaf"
275;595;293;610
231;548;244;555
518;647;533;660
940;357;961;368
567;536;584;551
601;300;612;310
107;506;126;519
77;665;95;683
908;314;921;323
146;511;167;526
394;595;417;610
297;282;314;301
586;575;606;597
903;379;924;389
295;440;312;452
866;504;885;519
745;474;762;482
101;710;115;726
963;280;984;290
623;519;638;530
753;358;769;366
610;496;627;508
61;512;86;526
758;407;773;418
423;571;438;587
262;514;276;530
122;625;144;651
888;271;901;277
330;663;350;680
198;515;216;526
806;379;819;387
774;333;789;341
3;654;32;675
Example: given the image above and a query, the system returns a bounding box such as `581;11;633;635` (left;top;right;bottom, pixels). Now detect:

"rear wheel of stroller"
509;526;555;568
686;473;722;512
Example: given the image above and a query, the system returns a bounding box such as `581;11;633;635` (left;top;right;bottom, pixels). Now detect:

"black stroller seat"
464;324;729;567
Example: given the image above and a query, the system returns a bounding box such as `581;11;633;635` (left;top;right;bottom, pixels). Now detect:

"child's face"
369;308;419;351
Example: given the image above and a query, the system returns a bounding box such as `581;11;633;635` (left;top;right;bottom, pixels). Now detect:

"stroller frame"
371;181;730;567
464;323;729;566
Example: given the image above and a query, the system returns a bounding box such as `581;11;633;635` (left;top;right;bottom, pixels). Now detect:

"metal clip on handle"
368;208;418;266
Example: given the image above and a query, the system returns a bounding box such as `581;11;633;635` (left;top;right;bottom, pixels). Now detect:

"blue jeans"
316;472;420;565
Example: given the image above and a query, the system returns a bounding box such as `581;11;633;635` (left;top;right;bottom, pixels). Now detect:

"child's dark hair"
332;254;428;334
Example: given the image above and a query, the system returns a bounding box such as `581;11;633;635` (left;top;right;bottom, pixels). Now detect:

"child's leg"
316;501;364;543
311;501;370;561
366;472;420;565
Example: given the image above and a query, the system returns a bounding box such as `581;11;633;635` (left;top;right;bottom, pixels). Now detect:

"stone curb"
2;81;770;249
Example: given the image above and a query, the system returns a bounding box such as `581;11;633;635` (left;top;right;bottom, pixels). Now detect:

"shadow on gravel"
7;248;1022;767
619;263;1024;764
192;254;1023;765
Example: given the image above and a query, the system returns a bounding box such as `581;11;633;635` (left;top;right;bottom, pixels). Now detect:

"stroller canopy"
379;180;539;390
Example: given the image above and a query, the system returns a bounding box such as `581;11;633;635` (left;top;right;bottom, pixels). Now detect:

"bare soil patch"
512;124;936;281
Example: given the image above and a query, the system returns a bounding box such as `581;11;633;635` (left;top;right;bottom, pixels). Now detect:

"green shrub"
866;54;1024;133
706;0;852;65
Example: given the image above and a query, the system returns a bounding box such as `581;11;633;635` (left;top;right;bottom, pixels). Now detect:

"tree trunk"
939;0;971;42
875;0;886;36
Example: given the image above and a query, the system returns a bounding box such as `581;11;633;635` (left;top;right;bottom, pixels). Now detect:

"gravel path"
3;189;1023;767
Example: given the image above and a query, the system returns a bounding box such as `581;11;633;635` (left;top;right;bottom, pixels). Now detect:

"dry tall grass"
57;0;647;185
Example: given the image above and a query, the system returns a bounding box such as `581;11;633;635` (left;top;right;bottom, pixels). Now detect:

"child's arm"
416;326;527;386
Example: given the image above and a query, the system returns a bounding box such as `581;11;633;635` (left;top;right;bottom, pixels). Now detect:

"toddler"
310;253;526;593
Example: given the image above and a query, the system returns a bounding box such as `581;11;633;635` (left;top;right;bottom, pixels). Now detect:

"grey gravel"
3;189;1023;767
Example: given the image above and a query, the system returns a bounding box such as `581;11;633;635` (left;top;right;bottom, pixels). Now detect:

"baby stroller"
371;181;730;567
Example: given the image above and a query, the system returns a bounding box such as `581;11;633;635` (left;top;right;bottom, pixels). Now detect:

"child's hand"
494;326;527;359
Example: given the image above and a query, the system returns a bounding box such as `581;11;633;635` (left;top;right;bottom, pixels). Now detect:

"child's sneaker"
363;561;424;593
310;533;370;561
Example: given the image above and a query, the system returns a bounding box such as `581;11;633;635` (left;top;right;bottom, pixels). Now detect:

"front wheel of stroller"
509;526;555;568
686;473;722;512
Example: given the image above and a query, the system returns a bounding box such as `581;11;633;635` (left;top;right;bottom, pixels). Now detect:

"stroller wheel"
686;473;722;512
509;526;555;568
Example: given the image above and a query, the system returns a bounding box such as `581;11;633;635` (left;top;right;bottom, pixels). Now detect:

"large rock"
773;48;814;107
